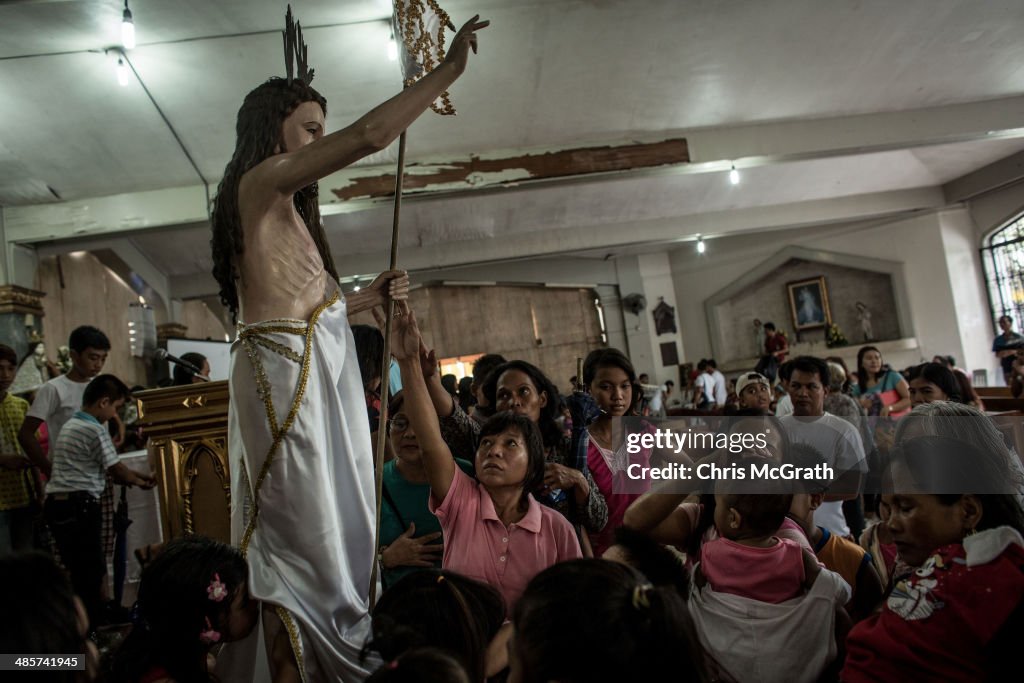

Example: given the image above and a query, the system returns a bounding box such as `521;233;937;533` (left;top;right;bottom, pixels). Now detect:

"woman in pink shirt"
393;304;581;612
581;348;654;555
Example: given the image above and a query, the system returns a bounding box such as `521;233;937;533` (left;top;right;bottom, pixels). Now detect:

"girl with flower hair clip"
110;536;259;683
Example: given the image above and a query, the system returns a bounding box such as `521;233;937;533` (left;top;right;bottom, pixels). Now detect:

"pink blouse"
431;468;581;612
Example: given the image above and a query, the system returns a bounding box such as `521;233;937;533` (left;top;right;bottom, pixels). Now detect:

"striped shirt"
0;393;32;511
47;411;118;498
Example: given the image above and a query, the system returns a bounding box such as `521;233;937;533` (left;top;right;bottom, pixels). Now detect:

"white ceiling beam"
159;186;943;300
6;96;1020;244
685;95;1024;165
332;187;946;275
942;149;1024;204
4;185;209;245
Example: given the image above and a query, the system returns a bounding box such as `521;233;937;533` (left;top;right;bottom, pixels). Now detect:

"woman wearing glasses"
378;391;474;590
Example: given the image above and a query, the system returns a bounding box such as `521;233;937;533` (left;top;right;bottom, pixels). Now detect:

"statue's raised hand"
444;15;490;76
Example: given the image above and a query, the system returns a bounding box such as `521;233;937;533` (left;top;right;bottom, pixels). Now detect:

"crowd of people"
4;7;1024;682
4;305;1024;682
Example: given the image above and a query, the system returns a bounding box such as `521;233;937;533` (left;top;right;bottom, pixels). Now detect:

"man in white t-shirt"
643;374;666;418
694;361;716;410
707;359;728;407
19;326;112;474
779;356;866;537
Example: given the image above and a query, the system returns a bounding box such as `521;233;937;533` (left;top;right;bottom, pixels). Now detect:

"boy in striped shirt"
44;374;155;630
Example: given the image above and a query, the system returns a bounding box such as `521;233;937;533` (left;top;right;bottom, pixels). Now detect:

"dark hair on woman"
478;411;547;499
886;436;1024;536
907;363;963;403
512;560;707;682
0;552;86;683
211;78;335;321
457;376;474;410
111;536;250;683
952;369;981;406
363;570;504;683
481;360;564;447
365;648;471;683
855;345;887;388
352;324;385;392
609;526;689;596
582;347;641;413
172;352;208;386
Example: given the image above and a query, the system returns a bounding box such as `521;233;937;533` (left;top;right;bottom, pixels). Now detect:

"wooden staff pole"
369;129;407;609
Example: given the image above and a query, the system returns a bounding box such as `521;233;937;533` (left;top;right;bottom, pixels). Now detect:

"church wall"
940;208;999;382
713;259;899;361
178;300;230;342
36;252;148;386
968;178;1024;242
349;284;604;389
669;210;991;380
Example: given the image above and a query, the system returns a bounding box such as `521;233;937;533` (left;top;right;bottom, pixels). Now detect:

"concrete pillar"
614;253;684;387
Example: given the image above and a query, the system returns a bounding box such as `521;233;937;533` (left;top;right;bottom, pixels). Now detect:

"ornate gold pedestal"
135;381;231;543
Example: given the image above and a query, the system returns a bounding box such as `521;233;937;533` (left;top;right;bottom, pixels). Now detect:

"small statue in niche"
856;301;874;342
9;340;60;396
652;298;677;335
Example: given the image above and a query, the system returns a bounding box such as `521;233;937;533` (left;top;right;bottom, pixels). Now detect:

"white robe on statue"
221;290;379;682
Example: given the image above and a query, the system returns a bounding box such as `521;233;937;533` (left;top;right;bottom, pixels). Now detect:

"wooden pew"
976;386;1013;399
979;397;1024;413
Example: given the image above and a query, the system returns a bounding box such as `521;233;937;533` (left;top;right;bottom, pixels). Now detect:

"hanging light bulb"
354;285;362;292
387;33;398;61
729;164;740;185
122;1;136;50
697;236;706;254
117;57;130;86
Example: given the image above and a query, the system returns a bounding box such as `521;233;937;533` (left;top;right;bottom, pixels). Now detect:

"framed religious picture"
787;276;832;331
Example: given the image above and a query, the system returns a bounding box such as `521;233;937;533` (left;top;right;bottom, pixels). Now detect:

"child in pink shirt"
393;305;581;612
697;484;820;603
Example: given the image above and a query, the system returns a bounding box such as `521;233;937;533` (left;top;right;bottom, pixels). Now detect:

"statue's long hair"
211;77;338;321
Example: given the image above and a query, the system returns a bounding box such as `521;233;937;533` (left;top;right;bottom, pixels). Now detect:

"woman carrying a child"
625;429;851;682
842;435;1024;682
623;414;812;558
